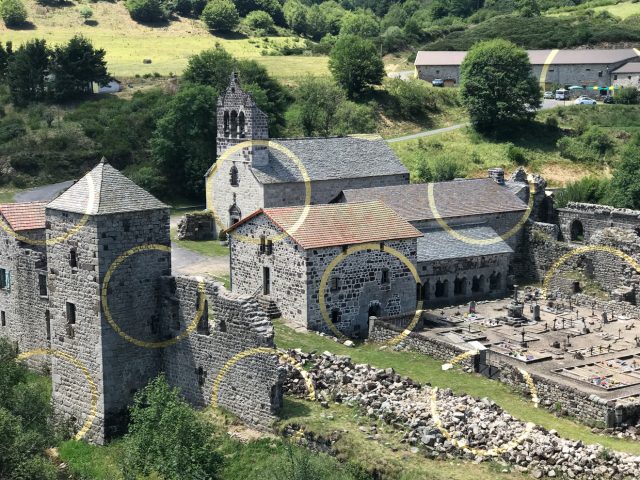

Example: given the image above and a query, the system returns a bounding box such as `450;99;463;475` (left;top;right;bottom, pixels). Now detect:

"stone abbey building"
0;160;282;444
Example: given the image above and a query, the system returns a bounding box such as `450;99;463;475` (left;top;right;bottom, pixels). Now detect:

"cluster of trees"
0;0;27;27
0;36;109;106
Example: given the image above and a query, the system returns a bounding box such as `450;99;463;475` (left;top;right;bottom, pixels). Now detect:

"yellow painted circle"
542;245;640;298
206;140;312;245
17;348;99;441
0;173;96;246
433;353;539;457
210;347;316;408
426;177;535;245
318;242;423;347
100;244;207;349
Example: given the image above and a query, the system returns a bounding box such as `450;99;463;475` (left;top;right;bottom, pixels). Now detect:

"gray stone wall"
177;212;215;241
415;65;460;84
419;253;511;307
558;203;640;243
614;74;640;88
160;276;283;429
307;239;418;337
230;214;307;326
264;174;409;208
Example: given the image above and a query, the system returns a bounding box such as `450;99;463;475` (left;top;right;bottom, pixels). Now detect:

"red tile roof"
0;202;47;232
227;201;422;249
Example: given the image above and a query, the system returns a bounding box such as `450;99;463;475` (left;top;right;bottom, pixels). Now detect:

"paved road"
386;123;469;143
15;180;75;203
171;244;229;277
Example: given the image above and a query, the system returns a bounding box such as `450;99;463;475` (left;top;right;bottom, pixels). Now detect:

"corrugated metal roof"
613;62;640;74
47;158;168;215
341;179;528;222
415;49;640;67
417;225;513;262
228;201;422;250
0;202;47;231
249;136;408;184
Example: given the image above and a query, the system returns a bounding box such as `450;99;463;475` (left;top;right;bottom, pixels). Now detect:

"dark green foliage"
507;143;528;165
6;39;50;106
381;26;408;53
245;10;275;33
283;0;307;34
0;42;12;80
384;77;460;120
125;0;170;23
151;84;217;197
0;114;26;142
415;154;466;182
554;175;611;208
615;88;640;105
49;35;110;101
234;0;285;24
460;39;540;131
201;0;240;32
339;10;380;37
557;126;614;163
329;35;384;97
0;339;57;480
608;139;640;209
290;75;345;136
0;0;27;27
121;374;223;480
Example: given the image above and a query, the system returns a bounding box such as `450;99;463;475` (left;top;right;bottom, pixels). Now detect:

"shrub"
333;101;376;135
506;144;528;166
0;115;26;143
0;0;27;27
125;0;169;23
79;6;93;22
385;77;438;119
245;10;274;33
615;88;639;105
554;176;611;208
381;26;407;53
201;0;240;32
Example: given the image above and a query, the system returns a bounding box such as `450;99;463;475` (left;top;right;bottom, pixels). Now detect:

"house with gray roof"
414;48;640;90
205;74;409;237
340;173;529;306
612;62;640;89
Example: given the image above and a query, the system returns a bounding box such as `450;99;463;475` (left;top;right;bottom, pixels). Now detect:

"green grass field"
0;0;328;80
0;187;18;203
548;0;640;18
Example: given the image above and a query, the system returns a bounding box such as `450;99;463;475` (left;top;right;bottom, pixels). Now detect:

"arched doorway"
454;277;466;296
435;279;448;298
368;302;381;318
229;204;241;226
570;220;585;242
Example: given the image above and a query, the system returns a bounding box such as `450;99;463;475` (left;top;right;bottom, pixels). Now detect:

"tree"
294;76;345;136
518;0;540;17
234;0;284;25
151;84;217;197
125;0;169;23
0;0;27;27
329;35;384;97
609;140;640;209
49;35;110;101
0;42;12;80
245;10;275;33
460;39;540;131
200;0;239;32
121;375;223;480
6;39;51;106
79;6;93;23
339;11;380;38
283;0;307;35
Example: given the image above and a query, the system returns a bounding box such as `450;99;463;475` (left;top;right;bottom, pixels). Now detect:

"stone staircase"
255;294;281;319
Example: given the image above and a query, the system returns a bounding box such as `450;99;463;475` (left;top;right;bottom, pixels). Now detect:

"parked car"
603;95;614;104
575;96;597;105
543;91;554;99
432;78;444;87
555;89;569;100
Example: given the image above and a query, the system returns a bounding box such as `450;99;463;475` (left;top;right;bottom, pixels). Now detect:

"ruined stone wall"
160;276;283;430
558;203;640;243
177;211;215;241
419;253;511;307
263;174;409;209
0;228;50;368
230;214;307;326
307;239;418;337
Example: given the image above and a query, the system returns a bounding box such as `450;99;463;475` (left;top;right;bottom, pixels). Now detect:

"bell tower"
216;72;269;167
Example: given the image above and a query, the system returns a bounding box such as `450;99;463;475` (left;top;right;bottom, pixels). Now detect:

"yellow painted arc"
539;49;560;91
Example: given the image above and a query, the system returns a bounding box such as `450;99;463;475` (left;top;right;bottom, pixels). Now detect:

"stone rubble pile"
283;350;640;479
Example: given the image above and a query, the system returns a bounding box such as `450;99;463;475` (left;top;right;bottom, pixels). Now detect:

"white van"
555;89;569;100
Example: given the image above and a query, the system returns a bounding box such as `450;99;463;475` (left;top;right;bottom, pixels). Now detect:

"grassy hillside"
0;0;328;80
548;0;640;19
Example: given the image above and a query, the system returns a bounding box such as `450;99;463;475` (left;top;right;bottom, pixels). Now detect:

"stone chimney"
488;168;505;185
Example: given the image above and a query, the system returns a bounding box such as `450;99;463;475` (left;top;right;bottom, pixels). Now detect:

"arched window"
198;298;209;335
230;111;238;137
223;111;230;136
421;280;430;301
472;275;482;293
570;219;584;242
230;165;239;187
489;272;501;291
454;277;466;295
435;279;448;298
239;112;246;137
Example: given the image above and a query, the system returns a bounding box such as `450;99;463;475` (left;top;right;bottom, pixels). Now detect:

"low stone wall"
177;211;215;241
369;319;474;369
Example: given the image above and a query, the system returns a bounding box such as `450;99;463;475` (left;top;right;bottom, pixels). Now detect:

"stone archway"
570;219;585;242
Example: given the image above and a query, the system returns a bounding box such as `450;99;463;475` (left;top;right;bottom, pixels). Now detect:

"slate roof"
415;49;640;66
613;62;640;74
0;202;46;231
247;136;408;184
341;179;528;222
417;225;513;262
227;201;422;250
47;158;168;215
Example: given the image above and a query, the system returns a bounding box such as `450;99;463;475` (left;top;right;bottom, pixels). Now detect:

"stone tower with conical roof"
216;72;270;167
46;158;170;443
